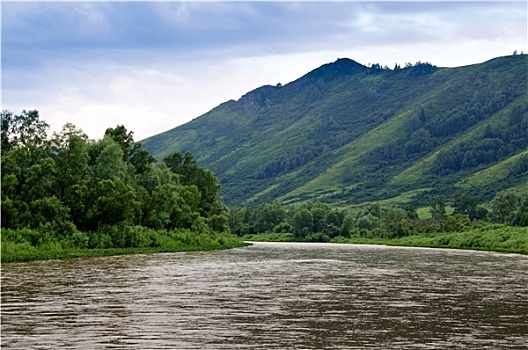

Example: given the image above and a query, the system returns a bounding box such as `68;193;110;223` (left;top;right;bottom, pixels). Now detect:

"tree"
1;110;49;152
164;151;184;175
104;125;134;161
1;174;19;228
143;183;183;230
340;213;356;237
164;151;224;217
136;163;177;194
164;151;199;185
1;109;238;256
489;191;519;224
382;207;410;238
452;192;478;217
30;196;70;230
430;197;447;221
513;196;528;226
254;202;285;233
194;168;222;216
292;208;313;238
129;144;156;175
93;138;127;181
356;213;380;232
22;157;57;202
87;179;139;228
52;125;90;201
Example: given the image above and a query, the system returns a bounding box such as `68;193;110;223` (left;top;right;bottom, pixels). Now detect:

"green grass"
416;205;454;220
458;149;528;189
339;225;528;255
1;231;249;263
241;225;528;255
242;232;295;242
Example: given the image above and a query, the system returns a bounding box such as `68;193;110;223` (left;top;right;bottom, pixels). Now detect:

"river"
2;242;527;349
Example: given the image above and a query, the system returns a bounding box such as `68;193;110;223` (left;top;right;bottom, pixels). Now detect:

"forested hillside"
142;54;528;208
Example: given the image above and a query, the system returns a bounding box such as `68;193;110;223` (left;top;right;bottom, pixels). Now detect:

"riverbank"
1;230;248;263
242;224;528;255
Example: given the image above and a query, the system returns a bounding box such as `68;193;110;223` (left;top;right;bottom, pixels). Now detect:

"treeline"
1;110;238;258
371;93;527;169
230;191;528;242
434;103;528;174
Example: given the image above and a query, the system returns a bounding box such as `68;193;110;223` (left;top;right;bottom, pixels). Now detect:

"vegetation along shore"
231;199;528;255
1;110;246;263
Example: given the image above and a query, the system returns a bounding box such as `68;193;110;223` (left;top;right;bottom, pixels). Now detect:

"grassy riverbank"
243;224;528;255
1;229;248;263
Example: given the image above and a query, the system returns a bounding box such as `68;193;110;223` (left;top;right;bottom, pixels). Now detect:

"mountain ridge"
142;54;528;207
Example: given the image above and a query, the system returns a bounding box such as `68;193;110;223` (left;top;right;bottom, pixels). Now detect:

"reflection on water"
2;242;528;349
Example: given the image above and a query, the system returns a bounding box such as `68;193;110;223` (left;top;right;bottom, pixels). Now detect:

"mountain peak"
306;58;366;79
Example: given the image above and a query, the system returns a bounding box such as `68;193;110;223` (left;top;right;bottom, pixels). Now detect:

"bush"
88;231;114;249
69;232;90;249
305;232;331;242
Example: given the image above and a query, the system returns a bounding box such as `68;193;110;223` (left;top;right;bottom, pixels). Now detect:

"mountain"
141;55;528;208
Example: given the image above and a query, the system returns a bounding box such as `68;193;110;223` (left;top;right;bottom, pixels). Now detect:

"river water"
2;242;527;349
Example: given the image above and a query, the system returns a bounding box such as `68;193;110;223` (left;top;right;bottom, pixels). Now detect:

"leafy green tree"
254;202;286;233
164;151;224;218
104;125;134;161
208;213;230;233
1;110;52;206
292;208;313;238
87;179;139;229
164;151;184;175
340;213;356;237
398;203;419;220
228;207;257;236
382;207;411;238
325;209;345;237
93;138;127;181
164;151;199;185
129;144;156;175
52;126;90;201
1;110;49;152
1;173;20;228
489;191;519;224
143;183;181;230
30;196;70;229
194;168;223;216
452;192;479;218
365;203;384;218
64;183;90;231
22;157;57;202
136;163;177;194
513;196;528;226
430;197;447;221
310;203;330;233
443;214;471;232
168;184;201;230
356;213;380;232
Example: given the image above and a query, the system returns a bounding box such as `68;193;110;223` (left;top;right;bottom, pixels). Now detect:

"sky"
2;1;527;141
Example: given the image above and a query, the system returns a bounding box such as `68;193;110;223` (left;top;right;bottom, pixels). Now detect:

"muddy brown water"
2;242;527;349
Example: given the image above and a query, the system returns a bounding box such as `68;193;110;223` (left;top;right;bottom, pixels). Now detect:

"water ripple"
2;243;528;349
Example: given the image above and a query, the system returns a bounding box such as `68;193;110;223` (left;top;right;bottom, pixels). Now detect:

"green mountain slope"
142;55;528;207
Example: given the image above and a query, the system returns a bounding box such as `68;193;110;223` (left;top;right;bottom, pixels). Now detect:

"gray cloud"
4;2;524;68
2;1;526;140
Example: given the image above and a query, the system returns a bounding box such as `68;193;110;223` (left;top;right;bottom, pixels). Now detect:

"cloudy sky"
2;1;527;141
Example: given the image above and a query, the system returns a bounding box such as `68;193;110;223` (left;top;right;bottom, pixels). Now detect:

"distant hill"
141;55;528;207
